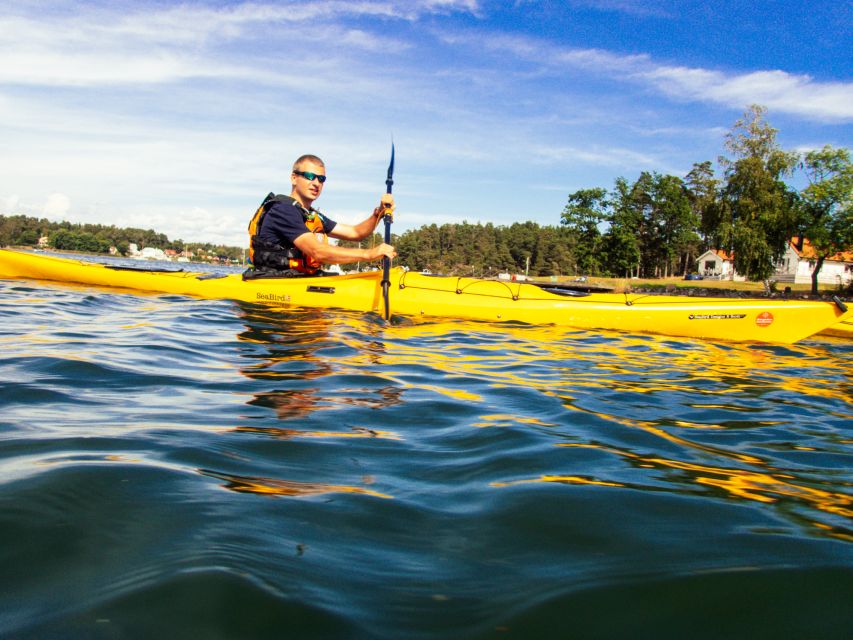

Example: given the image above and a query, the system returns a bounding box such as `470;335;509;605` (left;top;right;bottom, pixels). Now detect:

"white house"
774;237;853;286
695;249;742;280
697;238;853;285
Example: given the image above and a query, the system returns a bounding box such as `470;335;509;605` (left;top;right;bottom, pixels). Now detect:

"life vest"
247;193;328;274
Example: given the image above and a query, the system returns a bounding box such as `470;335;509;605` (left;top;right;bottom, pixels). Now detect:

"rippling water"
1;273;852;639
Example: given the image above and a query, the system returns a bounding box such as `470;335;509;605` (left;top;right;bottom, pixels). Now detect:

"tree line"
0;215;243;262
345;221;578;278
559;105;851;290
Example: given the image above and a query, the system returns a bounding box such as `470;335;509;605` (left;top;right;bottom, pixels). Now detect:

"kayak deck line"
395;268;846;311
0;249;849;344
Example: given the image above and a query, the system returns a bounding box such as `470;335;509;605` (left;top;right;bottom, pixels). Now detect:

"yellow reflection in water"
596;443;850;533
375;320;852;405
474;414;557;428
200;469;392;499
238;311;819;423
635;454;853;542
491;441;853;540
229;309;851;533
416;384;481;402
234;305;407;419
493;474;624;488
368;320;851;541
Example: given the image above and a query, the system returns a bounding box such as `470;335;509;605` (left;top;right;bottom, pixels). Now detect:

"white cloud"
628;124;729;139
567;0;673;18
642;67;853;122
437;30;650;74
0;1;477;50
536;145;660;168
0;2;463;88
1;194;20;214
43;193;71;217
448;30;853;124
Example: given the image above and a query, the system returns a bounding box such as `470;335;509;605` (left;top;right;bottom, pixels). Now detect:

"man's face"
291;161;326;204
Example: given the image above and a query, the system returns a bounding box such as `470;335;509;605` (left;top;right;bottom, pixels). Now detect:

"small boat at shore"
0;249;848;344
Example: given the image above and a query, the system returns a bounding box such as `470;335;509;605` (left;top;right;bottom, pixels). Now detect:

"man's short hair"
293;155;325;171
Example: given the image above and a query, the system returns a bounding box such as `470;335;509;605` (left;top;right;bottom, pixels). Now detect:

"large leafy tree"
714;105;799;282
685;161;719;248
603;173;698;278
531;226;576;276
799;145;853;293
603;177;642;278
653;174;700;277
561;187;609;275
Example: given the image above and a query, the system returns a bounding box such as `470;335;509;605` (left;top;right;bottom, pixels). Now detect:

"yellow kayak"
0;249;848;344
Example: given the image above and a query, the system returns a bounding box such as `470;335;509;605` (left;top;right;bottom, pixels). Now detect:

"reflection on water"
200;468;393;499
235;304;405;422
233;425;401;441
1;281;851;638
227;302;853;543
495;445;853;542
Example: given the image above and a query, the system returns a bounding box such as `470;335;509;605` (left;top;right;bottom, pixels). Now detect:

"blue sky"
1;0;851;247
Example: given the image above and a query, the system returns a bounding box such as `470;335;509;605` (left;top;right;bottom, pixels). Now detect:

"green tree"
48;229;110;253
608;172;700;277
561;188;609;275
16;228;40;246
715;105;799;283
602;177;641;277
685;161;719;248
653;174;699;277
505;221;540;275
531;226;573;276
492;240;516;273
799;145;853;293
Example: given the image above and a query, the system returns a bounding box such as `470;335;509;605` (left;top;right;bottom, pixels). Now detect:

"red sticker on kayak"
756;312;774;327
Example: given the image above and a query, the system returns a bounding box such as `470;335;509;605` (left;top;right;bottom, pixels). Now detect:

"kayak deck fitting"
0;249;849;344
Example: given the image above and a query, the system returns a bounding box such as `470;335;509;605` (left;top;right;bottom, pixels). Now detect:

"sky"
1;0;851;247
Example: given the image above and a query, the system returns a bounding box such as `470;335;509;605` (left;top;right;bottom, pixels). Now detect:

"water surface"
1;275;851;639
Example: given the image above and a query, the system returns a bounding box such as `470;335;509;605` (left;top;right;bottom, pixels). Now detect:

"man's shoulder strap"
262;193;320;219
262;193;295;208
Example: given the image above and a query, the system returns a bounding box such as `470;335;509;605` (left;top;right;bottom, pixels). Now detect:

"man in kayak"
247;154;396;276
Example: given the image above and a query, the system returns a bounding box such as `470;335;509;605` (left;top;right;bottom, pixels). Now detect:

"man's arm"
293;232;395;265
328;194;394;242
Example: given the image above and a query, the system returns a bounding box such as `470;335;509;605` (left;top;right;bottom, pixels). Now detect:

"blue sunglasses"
294;170;326;184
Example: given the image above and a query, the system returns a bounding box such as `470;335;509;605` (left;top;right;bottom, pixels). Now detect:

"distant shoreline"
10;245;243;267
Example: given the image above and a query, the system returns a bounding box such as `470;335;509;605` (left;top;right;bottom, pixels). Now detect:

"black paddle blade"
385;143;395;194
